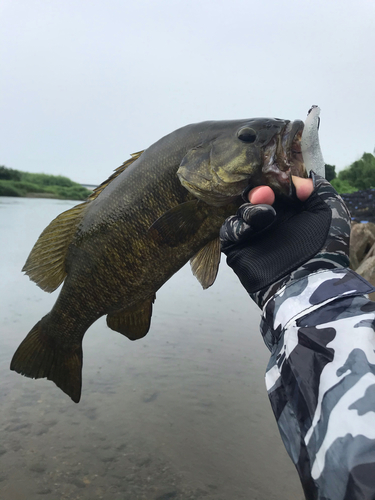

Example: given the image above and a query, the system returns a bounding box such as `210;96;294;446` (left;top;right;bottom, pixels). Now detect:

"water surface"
0;197;303;499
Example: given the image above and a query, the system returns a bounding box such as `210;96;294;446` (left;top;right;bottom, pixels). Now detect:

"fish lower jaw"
265;162;308;197
262;162;291;190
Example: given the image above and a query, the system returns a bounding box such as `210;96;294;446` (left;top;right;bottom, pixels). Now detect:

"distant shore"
0;166;93;201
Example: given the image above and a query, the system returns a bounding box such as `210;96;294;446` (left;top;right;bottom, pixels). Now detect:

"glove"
220;173;351;308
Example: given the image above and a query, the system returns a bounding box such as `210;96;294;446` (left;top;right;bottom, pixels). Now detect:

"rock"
356;255;375;301
367;242;375;259
350;222;375;269
348;223;375;301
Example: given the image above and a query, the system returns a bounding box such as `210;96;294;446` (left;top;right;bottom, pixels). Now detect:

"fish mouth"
262;120;306;197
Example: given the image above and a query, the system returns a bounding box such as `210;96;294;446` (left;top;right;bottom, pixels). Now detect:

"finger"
238;203;276;231
247;185;275;205
220;203;277;251
220;214;252;247
291;176;314;201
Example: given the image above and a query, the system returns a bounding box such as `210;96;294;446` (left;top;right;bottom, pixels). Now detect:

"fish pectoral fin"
148;200;206;247
190;237;221;289
106;295;156;341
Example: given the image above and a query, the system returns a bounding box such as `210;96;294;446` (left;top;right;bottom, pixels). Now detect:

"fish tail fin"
10;319;83;403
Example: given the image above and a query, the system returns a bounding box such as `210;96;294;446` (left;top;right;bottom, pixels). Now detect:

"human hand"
220;174;351;307
247;176;313;205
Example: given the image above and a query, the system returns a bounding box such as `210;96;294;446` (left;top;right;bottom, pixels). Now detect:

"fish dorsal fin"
106;295;155;340
22;202;89;292
148;200;207;247
22;151;144;293
87;150;144;202
190;237;221;289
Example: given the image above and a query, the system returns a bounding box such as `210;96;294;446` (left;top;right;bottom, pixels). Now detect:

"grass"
0;167;92;200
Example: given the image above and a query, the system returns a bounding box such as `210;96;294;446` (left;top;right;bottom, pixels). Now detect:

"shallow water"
0;197;303;500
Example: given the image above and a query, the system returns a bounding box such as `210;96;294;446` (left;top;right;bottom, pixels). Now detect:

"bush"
0;180;22;196
331;178;358;194
0;180;50;196
22;172;76;187
48;185;90;200
14;181;47;194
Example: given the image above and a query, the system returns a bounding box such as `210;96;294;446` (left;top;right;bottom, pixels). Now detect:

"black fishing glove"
220;173;351;308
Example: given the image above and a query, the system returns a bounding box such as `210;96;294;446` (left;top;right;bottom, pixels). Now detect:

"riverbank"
0;166;92;201
0;179;92;201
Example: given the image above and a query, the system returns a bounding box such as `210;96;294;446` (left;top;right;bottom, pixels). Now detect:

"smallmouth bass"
11;117;306;402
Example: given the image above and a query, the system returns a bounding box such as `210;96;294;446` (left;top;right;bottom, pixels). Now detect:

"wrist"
252;255;349;309
259;268;375;350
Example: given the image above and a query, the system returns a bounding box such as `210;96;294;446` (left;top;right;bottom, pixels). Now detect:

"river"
0;196;303;500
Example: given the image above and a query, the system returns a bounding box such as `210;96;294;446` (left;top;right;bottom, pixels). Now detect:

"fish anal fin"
148;200;206;247
10;319;83;403
23;202;89;292
107;295;155;341
190;237;221;289
87;151;144;202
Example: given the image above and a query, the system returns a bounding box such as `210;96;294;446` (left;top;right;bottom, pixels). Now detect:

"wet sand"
0;197;304;499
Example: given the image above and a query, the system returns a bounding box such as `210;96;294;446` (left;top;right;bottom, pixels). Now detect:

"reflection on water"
0;197;303;499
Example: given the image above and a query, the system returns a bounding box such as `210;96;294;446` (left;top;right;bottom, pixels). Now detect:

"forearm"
262;269;375;500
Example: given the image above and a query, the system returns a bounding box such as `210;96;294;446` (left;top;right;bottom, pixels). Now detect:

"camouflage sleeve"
261;268;375;500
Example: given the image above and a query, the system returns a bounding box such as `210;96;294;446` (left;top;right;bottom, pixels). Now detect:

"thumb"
292;176;314;202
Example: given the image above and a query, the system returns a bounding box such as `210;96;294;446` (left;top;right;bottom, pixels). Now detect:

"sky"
1;0;375;186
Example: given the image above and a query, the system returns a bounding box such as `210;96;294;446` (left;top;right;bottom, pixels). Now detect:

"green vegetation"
0;166;92;200
330;177;358;194
328;153;375;194
335;153;375;191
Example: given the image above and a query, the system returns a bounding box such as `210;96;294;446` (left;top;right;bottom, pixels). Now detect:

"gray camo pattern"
220;174;375;498
262;269;375;499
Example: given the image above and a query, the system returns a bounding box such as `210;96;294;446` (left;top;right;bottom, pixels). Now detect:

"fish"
10;117;306;403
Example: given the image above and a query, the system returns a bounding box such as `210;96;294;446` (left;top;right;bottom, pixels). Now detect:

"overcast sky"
1;0;374;185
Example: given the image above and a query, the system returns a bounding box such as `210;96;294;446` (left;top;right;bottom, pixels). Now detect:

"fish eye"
237;127;257;143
